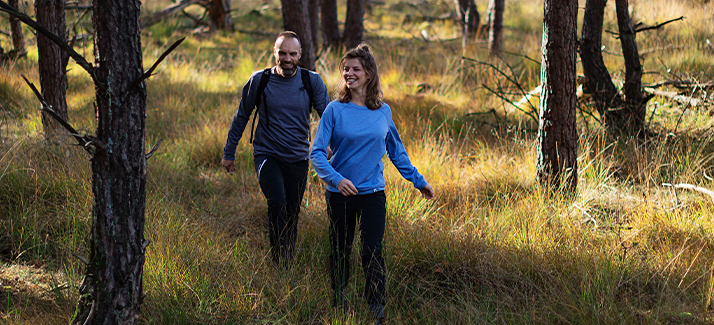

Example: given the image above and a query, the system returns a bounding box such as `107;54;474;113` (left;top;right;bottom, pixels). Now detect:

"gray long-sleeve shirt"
223;67;330;163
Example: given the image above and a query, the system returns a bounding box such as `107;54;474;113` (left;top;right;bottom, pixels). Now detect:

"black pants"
255;155;309;265
327;190;386;305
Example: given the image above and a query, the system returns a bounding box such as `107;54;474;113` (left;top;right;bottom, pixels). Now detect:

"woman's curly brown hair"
334;44;384;110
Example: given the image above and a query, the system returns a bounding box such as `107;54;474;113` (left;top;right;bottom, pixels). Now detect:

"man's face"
274;37;301;77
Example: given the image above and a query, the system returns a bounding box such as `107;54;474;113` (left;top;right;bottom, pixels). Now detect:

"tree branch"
145;139;163;160
605;16;684;37
123;37;185;101
20;74;104;154
635;16;684;33
0;0;95;78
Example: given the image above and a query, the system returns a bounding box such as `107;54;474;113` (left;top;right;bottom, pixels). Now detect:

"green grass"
3;0;714;323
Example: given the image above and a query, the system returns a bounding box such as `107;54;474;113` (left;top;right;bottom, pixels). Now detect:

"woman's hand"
419;183;435;200
338;179;358;196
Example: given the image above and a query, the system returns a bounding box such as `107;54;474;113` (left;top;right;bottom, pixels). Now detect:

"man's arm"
222;72;261;173
311;72;330;117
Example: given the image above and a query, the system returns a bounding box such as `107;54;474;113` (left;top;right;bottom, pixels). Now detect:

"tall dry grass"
2;0;714;323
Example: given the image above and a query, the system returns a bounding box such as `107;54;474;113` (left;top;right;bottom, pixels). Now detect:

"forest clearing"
2;0;714;323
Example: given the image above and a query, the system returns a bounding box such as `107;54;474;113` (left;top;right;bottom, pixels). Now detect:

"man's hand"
419;183;435;200
222;158;236;175
337;178;358;196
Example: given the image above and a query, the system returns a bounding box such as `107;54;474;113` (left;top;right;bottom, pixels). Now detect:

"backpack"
249;67;314;143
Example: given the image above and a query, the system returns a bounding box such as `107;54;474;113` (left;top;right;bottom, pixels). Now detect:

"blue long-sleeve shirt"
310;100;428;194
223;67;329;163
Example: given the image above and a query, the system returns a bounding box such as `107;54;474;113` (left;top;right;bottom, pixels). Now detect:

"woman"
310;44;435;324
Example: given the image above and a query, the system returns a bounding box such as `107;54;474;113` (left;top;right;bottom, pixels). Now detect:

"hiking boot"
369;304;385;325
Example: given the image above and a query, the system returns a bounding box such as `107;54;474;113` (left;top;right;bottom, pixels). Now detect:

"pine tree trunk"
487;0;504;56
8;0;25;54
321;0;341;48
35;0;69;141
309;0;320;51
343;0;365;49
536;0;578;192
580;0;626;132
615;0;648;135
282;0;316;70
72;0;148;323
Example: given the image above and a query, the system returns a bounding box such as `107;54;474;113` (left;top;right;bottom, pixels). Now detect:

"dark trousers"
255;156;309;266
326;190;387;305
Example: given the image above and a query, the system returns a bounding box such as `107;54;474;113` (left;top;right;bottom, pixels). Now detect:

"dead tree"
35;0;69;141
282;0;316;69
537;0;578;192
0;1;182;323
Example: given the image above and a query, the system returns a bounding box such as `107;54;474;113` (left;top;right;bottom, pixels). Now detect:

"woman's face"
342;58;368;92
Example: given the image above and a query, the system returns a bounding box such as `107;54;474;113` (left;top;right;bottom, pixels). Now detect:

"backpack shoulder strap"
300;68;314;110
250;68;271;144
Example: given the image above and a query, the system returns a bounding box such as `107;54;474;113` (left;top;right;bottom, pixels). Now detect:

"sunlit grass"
3;0;714;323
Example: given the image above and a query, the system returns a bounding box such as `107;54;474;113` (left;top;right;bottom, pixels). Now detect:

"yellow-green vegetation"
2;0;714;323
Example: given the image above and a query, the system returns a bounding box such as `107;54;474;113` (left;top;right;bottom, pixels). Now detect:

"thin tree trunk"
8;0;25;54
536;0;578;192
580;0;626;132
343;0;365;50
72;0;148;323
282;0;315;70
615;0;648;135
35;0;69;141
309;0;320;51
487;0;504;56
321;0;341;48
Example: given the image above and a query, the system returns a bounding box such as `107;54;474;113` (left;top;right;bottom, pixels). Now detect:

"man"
222;31;330;268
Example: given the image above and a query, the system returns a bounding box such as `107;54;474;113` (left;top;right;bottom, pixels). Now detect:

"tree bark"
72;0;148;323
536;0;578;192
309;0;320;51
580;0;626;132
343;0;365;49
8;0;25;54
282;0;316;70
487;0;504;56
206;0;233;31
321;0;341;48
35;0;69;141
454;0;479;38
615;0;648;135
342;0;364;49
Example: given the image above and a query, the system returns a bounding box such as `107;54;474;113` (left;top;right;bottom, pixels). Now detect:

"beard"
276;60;297;77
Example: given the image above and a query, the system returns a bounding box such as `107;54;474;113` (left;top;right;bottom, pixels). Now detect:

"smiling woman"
310;44;435;325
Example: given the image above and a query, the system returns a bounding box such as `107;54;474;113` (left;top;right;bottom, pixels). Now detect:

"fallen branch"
141;0;202;29
643;87;701;107
663;183;714;204
644;80;714;91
